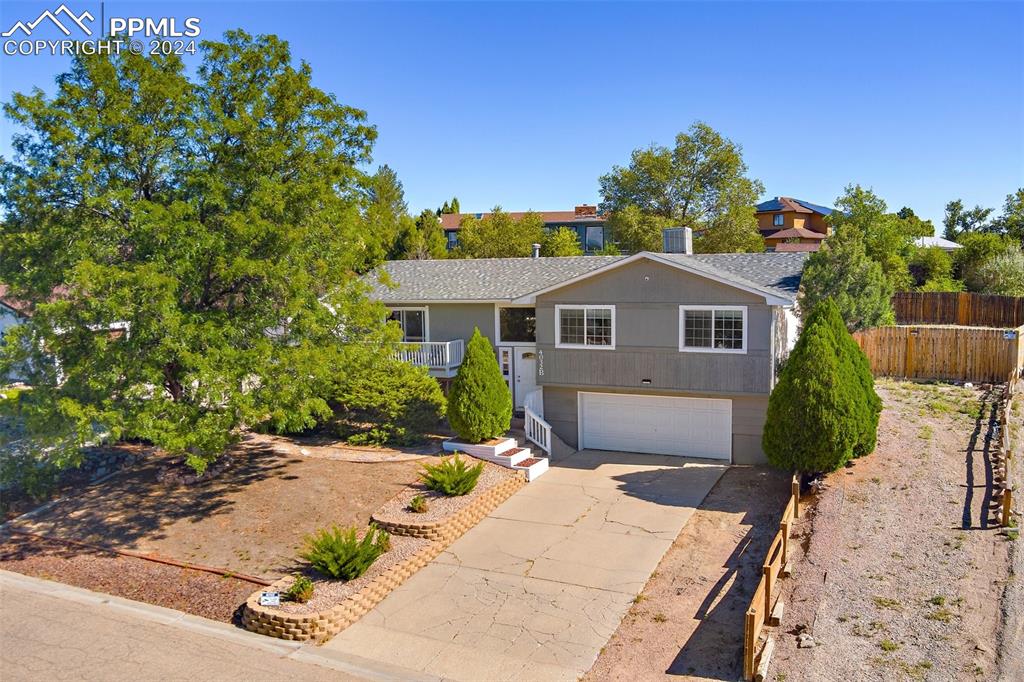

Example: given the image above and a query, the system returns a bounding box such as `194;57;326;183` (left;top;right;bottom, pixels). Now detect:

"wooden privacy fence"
743;476;799;681
893;291;1024;328
997;370;1019;528
853;325;1024;384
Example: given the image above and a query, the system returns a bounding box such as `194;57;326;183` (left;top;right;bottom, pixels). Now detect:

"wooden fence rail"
853;325;1024;384
743;476;800;681
893;291;1024;328
998;370;1018;528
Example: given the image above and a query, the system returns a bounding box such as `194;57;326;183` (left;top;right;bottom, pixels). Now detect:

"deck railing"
523;388;552;455
395;339;465;371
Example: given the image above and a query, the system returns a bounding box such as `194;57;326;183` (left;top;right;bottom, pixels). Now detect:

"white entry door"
513;347;538;409
578;392;732;460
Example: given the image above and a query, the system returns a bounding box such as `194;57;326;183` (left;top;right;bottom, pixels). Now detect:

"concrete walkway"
324;450;727;681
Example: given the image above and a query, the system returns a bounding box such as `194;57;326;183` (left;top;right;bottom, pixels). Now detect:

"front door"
513;346;538;409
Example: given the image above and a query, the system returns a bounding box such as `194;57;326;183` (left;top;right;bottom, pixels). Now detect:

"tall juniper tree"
0;31;395;474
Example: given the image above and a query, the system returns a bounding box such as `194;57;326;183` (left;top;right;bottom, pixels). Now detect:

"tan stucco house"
756;197;835;252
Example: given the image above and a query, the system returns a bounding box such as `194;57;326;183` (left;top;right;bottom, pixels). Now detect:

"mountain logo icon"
3;4;95;37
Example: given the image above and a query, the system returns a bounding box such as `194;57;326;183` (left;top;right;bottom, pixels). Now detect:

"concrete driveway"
323;450;727;681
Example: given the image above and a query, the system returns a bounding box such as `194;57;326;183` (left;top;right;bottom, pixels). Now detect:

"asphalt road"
0;570;431;682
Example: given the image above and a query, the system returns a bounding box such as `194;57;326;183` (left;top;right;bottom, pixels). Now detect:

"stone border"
370;474;525;541
241;470;526;642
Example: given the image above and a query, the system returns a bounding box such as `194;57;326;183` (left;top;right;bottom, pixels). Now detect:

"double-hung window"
555;305;615;349
388;308;427;342
679;306;746;353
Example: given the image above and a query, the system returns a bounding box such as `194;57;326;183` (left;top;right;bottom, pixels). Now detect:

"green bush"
419;454;484;496
299;525;390;581
763;298;870;473
815;299;882;458
284;574;314;603
334;358;446;446
408;494;428;513
447;328;512;443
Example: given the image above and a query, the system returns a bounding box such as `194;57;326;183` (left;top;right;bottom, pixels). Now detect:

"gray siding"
543;386;769;464
536;260;774;395
422;304;494;344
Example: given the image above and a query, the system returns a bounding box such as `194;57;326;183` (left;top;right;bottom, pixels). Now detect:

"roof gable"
756;197;834;216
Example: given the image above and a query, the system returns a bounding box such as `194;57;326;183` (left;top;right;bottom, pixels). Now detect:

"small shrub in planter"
299;524;390;581
447;328;512;443
420;454;484;496
408;494;429;513
284;574;314;603
334;359;446;446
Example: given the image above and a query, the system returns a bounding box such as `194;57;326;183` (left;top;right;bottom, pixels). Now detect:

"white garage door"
578;392;732;460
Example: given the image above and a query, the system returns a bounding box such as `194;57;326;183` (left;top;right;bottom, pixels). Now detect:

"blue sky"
2;1;1022;229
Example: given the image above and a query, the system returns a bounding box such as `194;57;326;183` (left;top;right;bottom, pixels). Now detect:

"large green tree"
991;189;1024;245
952;232;1017;291
365;164;415;262
826;185;918;290
599;122;764;253
605;205;673;253
800;225;895;332
942;199;994;241
0;31;394;473
447;328;512;443
540;227;583;257
395;210;447;260
453;208;544;258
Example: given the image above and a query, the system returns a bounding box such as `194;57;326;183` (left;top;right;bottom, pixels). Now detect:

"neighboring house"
366;238;807;464
756;196;834;252
441;204;609;253
914;235;962;253
0;285;31;383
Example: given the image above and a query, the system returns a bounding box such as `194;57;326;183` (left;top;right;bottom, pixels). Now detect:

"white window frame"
773;214;785;227
678;305;747;354
555;304;616;350
388;306;429;342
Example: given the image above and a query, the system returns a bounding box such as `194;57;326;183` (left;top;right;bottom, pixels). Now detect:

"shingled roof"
366;252;807;305
755;197;834;215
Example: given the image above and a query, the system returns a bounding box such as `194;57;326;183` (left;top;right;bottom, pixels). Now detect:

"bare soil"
586;466;791;681
770;380;1011;682
0;533;255;622
5;436;425;580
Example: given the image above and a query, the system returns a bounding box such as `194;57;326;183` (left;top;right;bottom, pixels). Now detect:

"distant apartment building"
441;204;609;253
756;197;834;252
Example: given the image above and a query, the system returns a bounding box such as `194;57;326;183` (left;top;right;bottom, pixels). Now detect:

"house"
366;236;807;464
440;204;609;253
913;235;962;253
756;197;834;252
0;285;31;383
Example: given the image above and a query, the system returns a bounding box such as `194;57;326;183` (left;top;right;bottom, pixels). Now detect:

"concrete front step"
443;436;549;481
513;456;549;482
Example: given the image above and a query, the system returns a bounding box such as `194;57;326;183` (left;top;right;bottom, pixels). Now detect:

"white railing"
395;339;465;370
523;388;552;455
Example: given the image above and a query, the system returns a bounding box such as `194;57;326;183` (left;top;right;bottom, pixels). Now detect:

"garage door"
579;392;732;460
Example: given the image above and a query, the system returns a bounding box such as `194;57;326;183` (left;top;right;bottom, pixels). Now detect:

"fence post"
792;475;800;518
743;608;756;681
1004;486;1014;528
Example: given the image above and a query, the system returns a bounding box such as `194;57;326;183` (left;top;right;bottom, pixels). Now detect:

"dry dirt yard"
770;379;1012;682
586;466;791;681
4;433;427;580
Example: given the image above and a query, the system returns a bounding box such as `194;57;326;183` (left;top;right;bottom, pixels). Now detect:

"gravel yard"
0;533;256;622
4;435;427;580
770;380;1012;681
